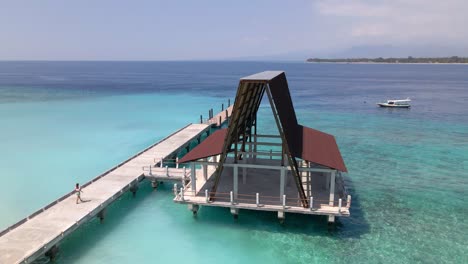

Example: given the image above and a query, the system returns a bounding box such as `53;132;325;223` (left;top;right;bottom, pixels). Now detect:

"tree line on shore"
306;56;468;63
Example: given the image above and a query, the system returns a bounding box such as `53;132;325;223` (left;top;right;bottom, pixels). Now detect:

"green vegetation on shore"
306;56;468;63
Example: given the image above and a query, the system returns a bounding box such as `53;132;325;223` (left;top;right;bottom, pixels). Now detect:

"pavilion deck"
175;157;350;217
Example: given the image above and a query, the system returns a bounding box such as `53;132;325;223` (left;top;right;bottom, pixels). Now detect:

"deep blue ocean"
0;61;467;263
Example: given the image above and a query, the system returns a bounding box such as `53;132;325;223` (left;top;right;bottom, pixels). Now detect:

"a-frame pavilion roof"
179;71;347;172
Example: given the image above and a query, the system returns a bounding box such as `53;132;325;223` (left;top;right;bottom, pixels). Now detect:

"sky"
1;0;467;60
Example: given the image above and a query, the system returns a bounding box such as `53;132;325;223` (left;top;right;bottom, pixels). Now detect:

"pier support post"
151;181;159;189
347;195;352;208
188;204;199;216
130;183;139;197
97;208;106;223
45;245;59;261
278;211;285;224
230;208;239;219
329;171;336;206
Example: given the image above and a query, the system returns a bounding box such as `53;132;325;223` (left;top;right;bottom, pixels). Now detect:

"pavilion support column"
253;133;257;161
242;158;247;184
329;171;336;206
307;161;311;197
280;167;286;203
203;158;208;180
233;165;238;200
191;163;196;193
285;154;291;187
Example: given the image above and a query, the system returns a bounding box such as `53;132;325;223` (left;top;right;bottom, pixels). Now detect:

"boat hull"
377;103;410;108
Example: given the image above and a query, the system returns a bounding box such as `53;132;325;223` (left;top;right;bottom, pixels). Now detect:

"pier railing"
142;165;190;179
174;189;351;212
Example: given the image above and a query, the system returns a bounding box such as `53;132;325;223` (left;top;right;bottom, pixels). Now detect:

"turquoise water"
0;62;467;263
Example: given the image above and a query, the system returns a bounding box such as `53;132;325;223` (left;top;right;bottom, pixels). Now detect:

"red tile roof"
179;129;227;163
179;126;347;172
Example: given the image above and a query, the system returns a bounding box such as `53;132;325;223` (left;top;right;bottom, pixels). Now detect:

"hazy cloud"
314;0;468;45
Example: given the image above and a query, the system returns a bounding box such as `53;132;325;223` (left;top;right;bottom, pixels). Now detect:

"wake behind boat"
377;98;411;108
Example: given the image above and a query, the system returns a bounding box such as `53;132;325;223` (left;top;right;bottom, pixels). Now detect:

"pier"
0;71;352;263
0;104;232;264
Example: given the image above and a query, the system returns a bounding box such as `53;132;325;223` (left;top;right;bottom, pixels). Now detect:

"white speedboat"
377;98;411;108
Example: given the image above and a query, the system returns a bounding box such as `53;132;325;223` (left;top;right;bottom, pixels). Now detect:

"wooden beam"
265;85;308;208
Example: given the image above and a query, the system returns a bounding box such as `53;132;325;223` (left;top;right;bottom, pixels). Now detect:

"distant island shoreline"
306;56;468;64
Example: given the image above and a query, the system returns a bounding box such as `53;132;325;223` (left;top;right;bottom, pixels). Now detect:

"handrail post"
160;157;163;168
173;184;177;196
256;193;259;207
180;188;184;201
347;195;351;208
339;198;342;213
228;98;230;107
200;115;203;124
222;103;224;111
283;195;286;209
230;191;234;205
166;166;169;177
205;189;209;203
176;157;179;168
310;196;314;210
149;165;152;176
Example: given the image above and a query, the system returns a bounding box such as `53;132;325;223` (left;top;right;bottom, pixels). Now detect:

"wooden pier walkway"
0;104;232;264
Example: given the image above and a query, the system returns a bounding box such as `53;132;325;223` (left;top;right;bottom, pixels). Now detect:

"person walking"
75;183;84;204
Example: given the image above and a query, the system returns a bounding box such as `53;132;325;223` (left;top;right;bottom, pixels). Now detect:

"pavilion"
175;71;350;223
